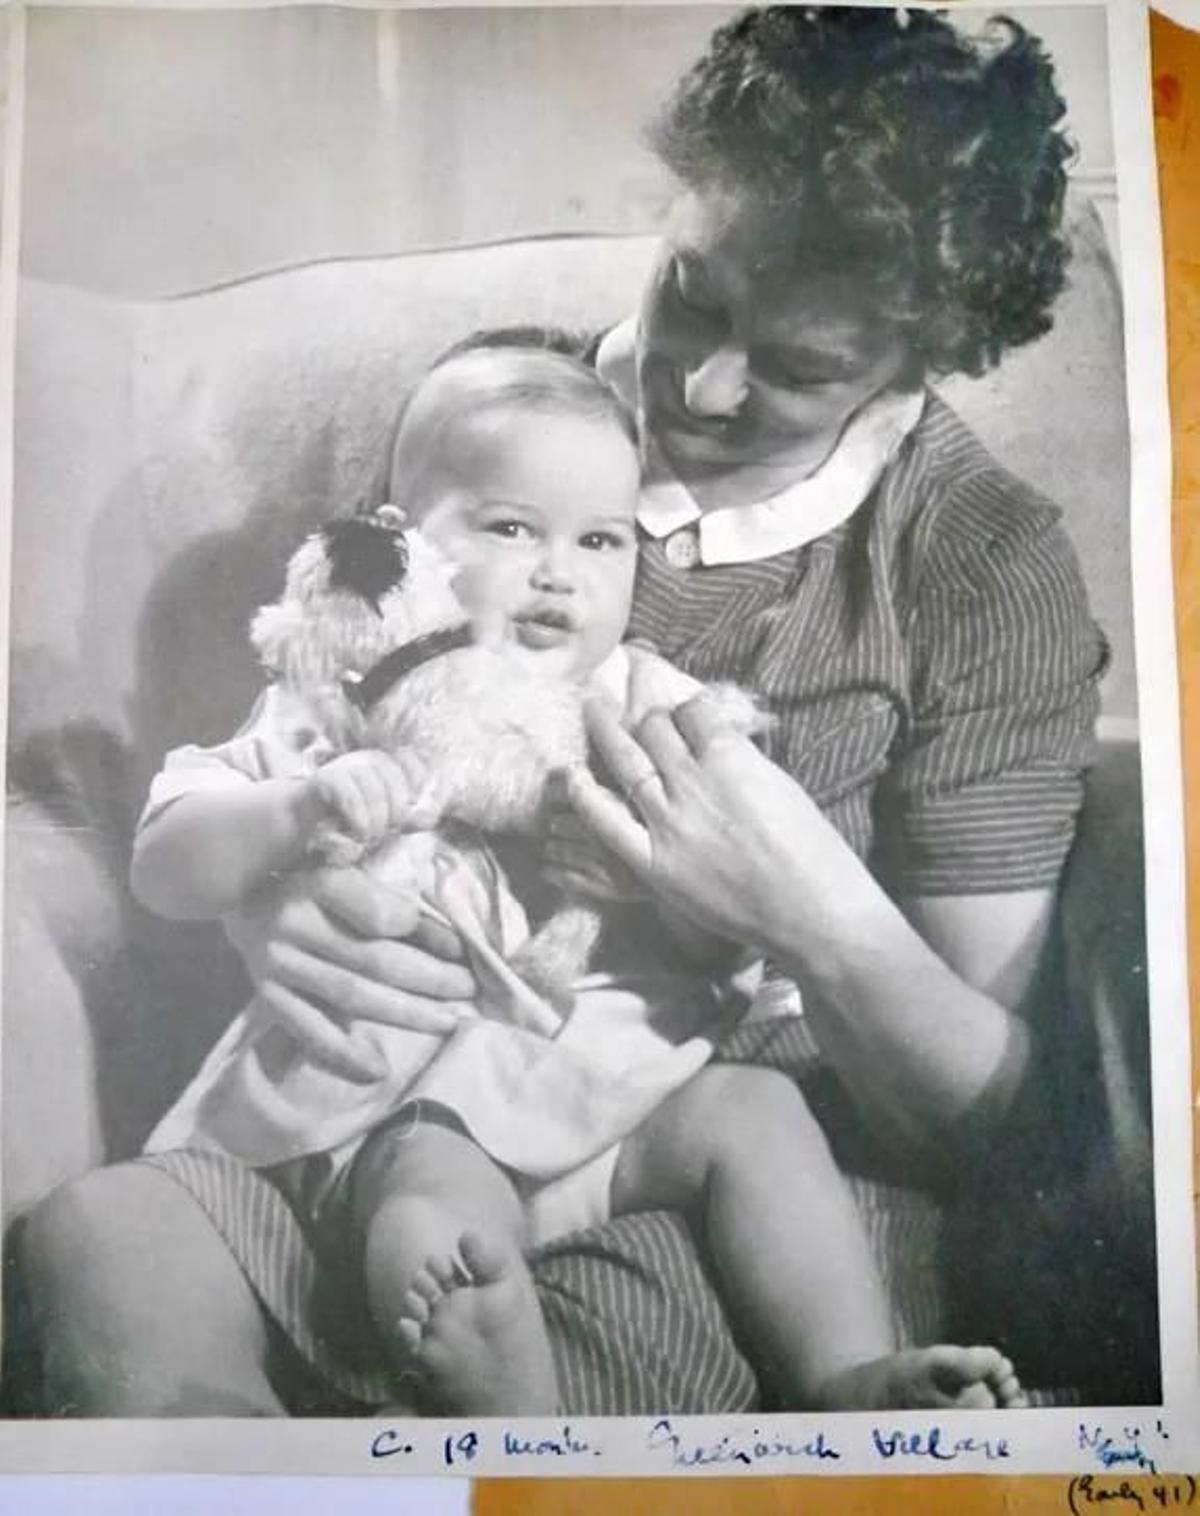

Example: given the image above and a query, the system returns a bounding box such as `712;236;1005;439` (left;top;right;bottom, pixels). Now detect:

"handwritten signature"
647;1417;841;1469
1079;1422;1172;1478
871;1425;1011;1463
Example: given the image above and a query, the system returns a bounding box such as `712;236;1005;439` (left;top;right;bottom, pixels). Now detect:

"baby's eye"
579;529;630;552
482;518;534;541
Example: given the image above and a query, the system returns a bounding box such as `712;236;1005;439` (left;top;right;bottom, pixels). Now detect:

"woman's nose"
683;344;749;418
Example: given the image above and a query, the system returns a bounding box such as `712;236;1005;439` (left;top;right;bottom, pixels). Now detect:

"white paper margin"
0;0;1194;1485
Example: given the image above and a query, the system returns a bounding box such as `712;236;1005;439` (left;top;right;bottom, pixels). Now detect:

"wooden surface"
475;10;1200;1512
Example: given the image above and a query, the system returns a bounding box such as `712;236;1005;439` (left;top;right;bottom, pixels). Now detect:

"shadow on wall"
6;482;344;1166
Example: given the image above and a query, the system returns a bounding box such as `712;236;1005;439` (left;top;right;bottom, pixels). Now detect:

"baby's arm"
132;749;431;923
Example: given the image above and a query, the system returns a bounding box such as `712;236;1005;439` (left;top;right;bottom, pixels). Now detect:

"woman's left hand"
565;695;869;955
542;793;652;904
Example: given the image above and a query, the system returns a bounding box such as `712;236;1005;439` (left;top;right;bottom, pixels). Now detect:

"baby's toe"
958;1345;1006;1379
395;1316;423;1355
411;1267;444;1308
400;1287;432;1326
426;1254;462;1293
458;1229;509;1286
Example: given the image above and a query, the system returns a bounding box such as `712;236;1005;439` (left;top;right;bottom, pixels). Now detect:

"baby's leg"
351;1111;557;1415
612;1065;1026;1411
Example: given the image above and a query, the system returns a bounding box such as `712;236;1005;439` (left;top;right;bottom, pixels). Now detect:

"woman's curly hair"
650;7;1074;378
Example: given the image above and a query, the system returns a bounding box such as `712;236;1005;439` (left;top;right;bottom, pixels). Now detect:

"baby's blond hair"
387;344;636;515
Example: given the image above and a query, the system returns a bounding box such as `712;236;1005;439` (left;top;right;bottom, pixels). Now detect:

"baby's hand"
308;749;440;863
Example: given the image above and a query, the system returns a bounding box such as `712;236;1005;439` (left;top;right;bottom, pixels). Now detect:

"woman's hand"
568;694;1038;1152
565;695;877;957
542;791;651;905
224;865;478;1080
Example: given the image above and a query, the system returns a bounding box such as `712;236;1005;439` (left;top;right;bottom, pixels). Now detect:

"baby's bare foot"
817;1345;1028;1411
398;1231;558;1415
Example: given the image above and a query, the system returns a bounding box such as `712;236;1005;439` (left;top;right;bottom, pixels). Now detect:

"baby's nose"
683;344;749;418
531;545;576;592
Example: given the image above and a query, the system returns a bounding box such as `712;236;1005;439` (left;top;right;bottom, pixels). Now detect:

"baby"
133;343;1025;1416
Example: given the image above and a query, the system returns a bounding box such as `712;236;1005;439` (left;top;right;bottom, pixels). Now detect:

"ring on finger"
626;771;662;802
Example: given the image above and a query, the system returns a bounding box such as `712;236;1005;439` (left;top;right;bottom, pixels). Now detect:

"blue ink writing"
503;1425;600;1459
370;1428;414;1459
443;1430;480;1467
872;1425;1010;1463
1079;1423;1161;1477
647;1417;840;1469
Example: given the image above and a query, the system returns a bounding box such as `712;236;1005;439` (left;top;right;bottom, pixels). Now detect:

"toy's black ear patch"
322;516;409;610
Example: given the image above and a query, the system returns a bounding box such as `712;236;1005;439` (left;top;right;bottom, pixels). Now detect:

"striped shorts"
139;1020;950;1414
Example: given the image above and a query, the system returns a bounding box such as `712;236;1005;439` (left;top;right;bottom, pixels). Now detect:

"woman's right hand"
224;865;478;1079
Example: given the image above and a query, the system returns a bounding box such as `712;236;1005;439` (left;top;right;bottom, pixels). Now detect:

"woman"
23;6;1103;1415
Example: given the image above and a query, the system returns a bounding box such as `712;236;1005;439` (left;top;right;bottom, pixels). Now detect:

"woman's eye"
757;359;828;393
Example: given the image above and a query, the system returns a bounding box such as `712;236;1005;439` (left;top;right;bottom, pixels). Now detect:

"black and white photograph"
1;0;1195;1478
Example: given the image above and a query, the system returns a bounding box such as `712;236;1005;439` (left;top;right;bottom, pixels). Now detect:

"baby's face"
414;407;640;681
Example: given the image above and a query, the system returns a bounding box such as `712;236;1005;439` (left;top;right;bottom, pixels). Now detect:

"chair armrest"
2;796;118;1224
1057;738;1151;1204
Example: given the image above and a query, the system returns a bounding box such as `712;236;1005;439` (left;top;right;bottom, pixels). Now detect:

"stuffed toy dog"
251;506;757;1010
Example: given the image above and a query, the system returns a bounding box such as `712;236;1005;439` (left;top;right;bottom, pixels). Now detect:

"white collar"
596;317;924;567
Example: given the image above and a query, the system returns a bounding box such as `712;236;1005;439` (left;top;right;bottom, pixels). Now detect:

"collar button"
663;526;700;570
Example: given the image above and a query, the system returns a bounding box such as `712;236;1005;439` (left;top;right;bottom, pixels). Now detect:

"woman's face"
637;191;915;486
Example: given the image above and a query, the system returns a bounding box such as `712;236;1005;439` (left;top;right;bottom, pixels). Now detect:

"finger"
266;926;476;1030
673;690;746;758
311;866;423;939
392;749;431;796
542;835;600;874
355;762;395;842
409;907;468;964
581;699;665;818
404;773;445;832
634;708;694;798
543;864;623;903
564;766;653;875
323;774;372;840
282;880;476;995
255;979;384;1082
374;751;434;831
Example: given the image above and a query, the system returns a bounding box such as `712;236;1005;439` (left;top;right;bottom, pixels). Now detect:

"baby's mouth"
514;606;575;649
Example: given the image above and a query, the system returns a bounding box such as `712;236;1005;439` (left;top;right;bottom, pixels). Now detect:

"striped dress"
145;391;1104;1412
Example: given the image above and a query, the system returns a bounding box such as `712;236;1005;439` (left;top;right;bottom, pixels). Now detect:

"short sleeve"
138;684;335;831
882;503;1107;896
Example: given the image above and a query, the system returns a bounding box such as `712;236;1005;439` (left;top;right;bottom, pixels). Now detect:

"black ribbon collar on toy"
342;623;474;713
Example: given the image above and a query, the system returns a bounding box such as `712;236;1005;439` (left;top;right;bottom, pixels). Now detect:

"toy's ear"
704;683;771;738
250;600;307;674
